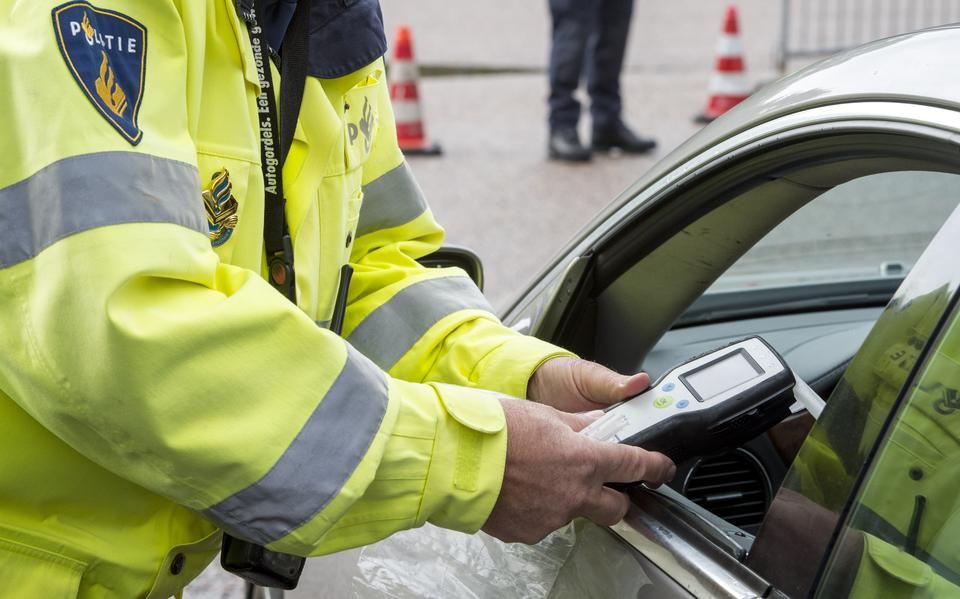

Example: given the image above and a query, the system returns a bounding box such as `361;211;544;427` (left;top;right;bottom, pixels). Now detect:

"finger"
592;442;677;485
579;486;630;527
574;361;650;406
619;372;651;398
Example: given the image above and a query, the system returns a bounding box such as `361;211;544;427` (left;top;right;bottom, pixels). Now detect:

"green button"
654;395;674;408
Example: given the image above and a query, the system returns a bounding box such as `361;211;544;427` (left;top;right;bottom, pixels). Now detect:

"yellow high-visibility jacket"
0;2;567;597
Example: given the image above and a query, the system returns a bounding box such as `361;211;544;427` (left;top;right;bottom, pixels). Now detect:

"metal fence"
778;0;960;71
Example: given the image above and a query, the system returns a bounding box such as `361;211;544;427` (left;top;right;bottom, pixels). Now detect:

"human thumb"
575;361;650;405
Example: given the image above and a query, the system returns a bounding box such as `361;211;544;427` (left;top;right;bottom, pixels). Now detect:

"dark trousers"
548;0;634;131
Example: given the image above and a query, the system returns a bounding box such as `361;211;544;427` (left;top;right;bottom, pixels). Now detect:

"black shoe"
548;128;592;162
592;122;657;154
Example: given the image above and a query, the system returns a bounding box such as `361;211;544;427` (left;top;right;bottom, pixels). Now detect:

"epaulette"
307;0;387;79
235;0;387;78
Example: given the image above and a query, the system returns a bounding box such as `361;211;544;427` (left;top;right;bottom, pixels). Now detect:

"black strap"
221;3;311;589
279;0;310;168
243;0;309;302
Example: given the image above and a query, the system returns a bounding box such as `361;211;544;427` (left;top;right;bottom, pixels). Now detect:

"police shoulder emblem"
52;2;147;145
203;169;240;247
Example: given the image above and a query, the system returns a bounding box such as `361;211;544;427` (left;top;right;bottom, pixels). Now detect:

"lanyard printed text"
249;24;279;196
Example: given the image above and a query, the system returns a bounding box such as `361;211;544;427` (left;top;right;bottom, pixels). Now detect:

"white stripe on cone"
392;100;423;123
708;72;749;95
391;61;419;83
715;33;743;57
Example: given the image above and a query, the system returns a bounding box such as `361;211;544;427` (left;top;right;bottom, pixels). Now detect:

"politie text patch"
52;2;147;145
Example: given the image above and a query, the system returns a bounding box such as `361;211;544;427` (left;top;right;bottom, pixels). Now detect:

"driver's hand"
528;356;649;413
482;398;676;544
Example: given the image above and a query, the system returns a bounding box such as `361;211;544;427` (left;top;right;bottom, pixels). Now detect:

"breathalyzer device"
581;336;795;465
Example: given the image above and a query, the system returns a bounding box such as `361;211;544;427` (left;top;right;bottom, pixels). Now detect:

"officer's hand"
528;356;649;413
482;398;675;544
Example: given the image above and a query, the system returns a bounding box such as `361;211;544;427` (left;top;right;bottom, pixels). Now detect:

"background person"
547;0;657;162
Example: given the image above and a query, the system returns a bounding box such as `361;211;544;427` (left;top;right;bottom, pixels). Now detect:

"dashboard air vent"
682;448;771;533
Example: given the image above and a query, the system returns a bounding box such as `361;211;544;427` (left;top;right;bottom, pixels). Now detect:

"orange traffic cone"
389;26;442;156
696;5;750;123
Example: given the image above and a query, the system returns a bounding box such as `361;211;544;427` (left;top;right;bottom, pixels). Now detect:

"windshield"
707;171;960;293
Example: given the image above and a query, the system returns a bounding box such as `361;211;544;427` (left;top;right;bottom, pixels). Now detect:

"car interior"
515;127;960;595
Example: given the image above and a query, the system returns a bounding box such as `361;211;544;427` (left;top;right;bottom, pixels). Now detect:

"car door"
501;103;960;597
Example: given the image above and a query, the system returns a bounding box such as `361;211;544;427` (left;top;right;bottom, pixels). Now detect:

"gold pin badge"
203;168;239;247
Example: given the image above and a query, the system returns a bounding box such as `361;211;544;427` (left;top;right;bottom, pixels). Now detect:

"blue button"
661;382;675;392
676;399;689;409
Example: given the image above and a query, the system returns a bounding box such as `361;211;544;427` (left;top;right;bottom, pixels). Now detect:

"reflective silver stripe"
202;344;388;545
0;152;206;268
347;276;494;370
355;162;427;237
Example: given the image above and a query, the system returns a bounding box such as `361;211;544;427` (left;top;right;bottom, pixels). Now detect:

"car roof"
636;24;960;195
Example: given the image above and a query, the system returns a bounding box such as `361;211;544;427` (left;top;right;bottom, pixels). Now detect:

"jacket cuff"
471;332;575;400
295;379;507;554
419;383;507;533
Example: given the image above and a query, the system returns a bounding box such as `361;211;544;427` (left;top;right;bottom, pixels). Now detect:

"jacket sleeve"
0;2;505;556
344;61;572;400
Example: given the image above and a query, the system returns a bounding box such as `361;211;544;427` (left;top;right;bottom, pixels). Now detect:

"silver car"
486;24;960;599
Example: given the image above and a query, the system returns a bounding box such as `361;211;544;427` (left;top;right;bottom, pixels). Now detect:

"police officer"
0;1;674;596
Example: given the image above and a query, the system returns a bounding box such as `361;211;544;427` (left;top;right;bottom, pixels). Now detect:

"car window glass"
744;200;960;598
815;300;960;596
709;171;959;293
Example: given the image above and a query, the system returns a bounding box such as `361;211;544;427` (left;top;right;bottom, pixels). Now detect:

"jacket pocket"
0;537;86;599
307;181;364;323
307;72;382;321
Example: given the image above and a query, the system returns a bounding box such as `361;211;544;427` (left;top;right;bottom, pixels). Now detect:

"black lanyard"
223;1;312;587
239;0;309;303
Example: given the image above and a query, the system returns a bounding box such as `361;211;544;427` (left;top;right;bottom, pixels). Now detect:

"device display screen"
682;349;763;401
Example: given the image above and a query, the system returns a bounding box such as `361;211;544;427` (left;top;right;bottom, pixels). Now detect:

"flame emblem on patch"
94;51;128;117
80;12;94;42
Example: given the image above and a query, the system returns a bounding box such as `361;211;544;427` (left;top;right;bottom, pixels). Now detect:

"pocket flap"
432;384;506;435
0;537;86;599
864;532;933;587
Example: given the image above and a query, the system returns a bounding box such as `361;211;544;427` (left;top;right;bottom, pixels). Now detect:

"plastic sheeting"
352;520;657;598
353;523;575;598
